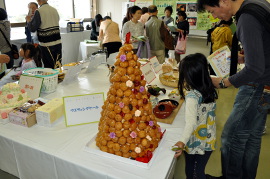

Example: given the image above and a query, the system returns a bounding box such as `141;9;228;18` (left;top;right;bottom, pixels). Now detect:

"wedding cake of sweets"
95;43;163;162
0;83;29;123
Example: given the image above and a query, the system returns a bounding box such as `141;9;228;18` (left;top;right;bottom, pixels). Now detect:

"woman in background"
139;7;150;25
99;16;122;58
0;8;14;70
161;6;174;58
90;14;103;41
122;7;132;28
174;11;189;63
122;6;144;53
161;6;174;26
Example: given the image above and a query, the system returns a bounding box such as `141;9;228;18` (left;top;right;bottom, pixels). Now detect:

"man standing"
145;5;166;64
197;0;270;178
25;2;39;43
26;0;62;69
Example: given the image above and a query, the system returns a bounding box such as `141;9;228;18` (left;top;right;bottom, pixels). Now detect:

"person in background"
14;43;42;78
145;5;166;64
174;11;189;63
99;16;122;58
90;14;102;41
0;8;14;70
26;0;62;69
174;53;218;179
0;54;10;79
161;6;174;58
139;7;150;25
122;6;144;53
122;7;132;29
25;2;39;43
197;0;270;178
161;6;174;26
211;18;233;54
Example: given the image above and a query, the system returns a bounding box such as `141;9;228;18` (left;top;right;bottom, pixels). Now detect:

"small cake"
35;98;64;127
9;100;45;127
0;83;29;124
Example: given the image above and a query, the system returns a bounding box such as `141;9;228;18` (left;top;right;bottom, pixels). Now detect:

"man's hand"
238;53;245;64
211;75;232;88
211;75;222;88
174;141;185;158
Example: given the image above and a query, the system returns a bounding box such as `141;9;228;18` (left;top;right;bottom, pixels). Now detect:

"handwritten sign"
140;62;156;84
149;56;162;73
207;46;231;78
63;93;104;127
62;64;83;84
19;75;43;99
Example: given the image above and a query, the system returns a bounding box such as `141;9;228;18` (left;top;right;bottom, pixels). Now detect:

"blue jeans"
221;83;270;179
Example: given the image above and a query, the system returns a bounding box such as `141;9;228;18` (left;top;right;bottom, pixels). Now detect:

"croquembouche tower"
95;33;163;162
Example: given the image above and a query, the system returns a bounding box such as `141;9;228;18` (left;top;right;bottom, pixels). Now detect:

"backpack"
230;1;270;76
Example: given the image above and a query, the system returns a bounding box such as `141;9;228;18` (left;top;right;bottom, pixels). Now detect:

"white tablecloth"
0;64;186;179
78;41;101;61
61;30;91;65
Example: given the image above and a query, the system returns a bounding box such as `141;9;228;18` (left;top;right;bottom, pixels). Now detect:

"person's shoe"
206;174;224;179
263;126;267;135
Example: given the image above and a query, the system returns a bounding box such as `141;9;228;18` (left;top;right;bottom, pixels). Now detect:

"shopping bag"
137;40;151;59
175;31;187;54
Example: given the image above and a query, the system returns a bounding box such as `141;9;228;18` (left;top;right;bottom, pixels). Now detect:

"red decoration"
125;32;131;44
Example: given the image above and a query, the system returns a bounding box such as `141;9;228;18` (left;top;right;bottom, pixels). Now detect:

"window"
5;0;74;23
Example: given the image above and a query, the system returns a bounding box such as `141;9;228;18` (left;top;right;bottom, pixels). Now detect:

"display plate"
85;131;167;169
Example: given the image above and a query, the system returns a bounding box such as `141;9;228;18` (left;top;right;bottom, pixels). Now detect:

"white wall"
98;0;128;30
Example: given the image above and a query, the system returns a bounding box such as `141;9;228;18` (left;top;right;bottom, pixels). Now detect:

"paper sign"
63;93;104;127
207;46;231;78
19;75;43;99
149;56;162;73
62;64;83;84
140;62;156;84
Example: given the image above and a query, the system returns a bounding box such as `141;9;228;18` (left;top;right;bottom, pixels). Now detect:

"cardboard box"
35;98;64;127
9;111;36;127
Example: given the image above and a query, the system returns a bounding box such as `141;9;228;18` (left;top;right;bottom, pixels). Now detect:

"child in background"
14;43;42;78
174;53;218;179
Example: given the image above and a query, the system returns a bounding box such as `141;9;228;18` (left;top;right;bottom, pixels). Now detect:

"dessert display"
35;98;64;127
159;62;179;88
0;83;29;124
95;43;163;163
9;100;45;127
